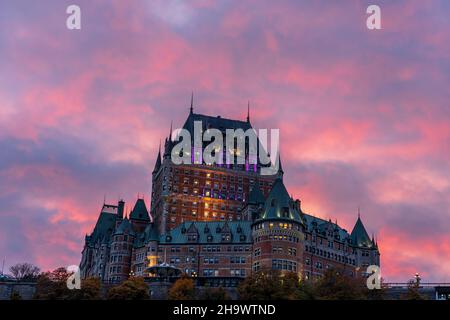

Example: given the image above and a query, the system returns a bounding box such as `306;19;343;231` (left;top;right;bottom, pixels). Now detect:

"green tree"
168;276;195;300
314;268;366;300
107;277;149;300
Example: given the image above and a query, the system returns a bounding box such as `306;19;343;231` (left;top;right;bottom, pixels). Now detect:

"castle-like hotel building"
80;101;380;285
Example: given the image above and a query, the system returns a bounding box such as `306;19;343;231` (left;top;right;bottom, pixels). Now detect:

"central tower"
150;100;278;233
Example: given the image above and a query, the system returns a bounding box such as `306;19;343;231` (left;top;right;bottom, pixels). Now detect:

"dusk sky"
1;0;449;282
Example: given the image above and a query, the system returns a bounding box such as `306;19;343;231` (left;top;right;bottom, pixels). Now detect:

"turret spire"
190;92;194;114
169;121;173;142
152;141;162;174
277;151;284;178
247;101;250;122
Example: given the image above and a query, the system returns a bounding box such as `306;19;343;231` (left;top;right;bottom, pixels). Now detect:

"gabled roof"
182;112;252;135
114;218;134;236
159;221;251;244
186;222;198;234
86;208;117;245
134;223;159;247
130;198;150;221
350;216;373;247
258;177;303;223
248;180;266;205
302;214;350;241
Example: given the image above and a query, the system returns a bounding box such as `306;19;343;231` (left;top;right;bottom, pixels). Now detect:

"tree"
107;277;149;300
168;276;195;300
34;267;101;300
71;277;101;300
238;269;306;300
314;268;367;300
400;279;427;300
34;268;71;300
9;263;40;281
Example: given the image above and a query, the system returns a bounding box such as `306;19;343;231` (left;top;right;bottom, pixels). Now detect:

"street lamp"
414;272;421;286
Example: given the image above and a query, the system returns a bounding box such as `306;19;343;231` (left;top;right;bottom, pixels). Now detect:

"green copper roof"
350;217;373;247
134;223;159;247
160;221;252;244
258;177;303;223
87;209;117;245
114;218;134;236
248;180;266;205
130;198;150;221
302;214;350;241
182;113;252;134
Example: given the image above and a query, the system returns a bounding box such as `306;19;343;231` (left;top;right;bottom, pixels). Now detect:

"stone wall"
0;281;36;300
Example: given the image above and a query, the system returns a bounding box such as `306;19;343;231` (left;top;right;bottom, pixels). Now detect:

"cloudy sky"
0;0;449;282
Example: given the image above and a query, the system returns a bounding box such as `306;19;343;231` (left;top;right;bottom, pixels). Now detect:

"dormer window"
240;235;246;242
271;199;277;207
281;207;289;218
216;227;221;233
204;226;210;233
187;234;197;242
207;235;213;242
166;235;172;242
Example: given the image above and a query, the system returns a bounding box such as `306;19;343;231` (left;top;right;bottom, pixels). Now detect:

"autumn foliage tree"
313;268;367;300
34;267;101;300
238;269;312;300
168;276;196;300
107;277;149;300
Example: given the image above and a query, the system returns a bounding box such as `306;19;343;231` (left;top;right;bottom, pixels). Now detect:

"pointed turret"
114;217;134;236
168;121;173;142
259;177;303;224
350;214;372;247
248;180;266;205
277;152;284;178
246;101;250;123
129;198;150;222
152;142;162;174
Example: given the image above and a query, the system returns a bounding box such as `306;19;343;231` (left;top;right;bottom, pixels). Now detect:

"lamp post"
414;272;421;286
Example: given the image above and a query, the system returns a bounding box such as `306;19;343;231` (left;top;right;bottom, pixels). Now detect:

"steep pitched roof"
302;214;350;241
182;112;252;135
248;180;266;205
258;177;303;223
114;218;134;236
152;146;162;173
350;216;372;247
86;205;118;245
129;198;150;221
159;221;251;244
